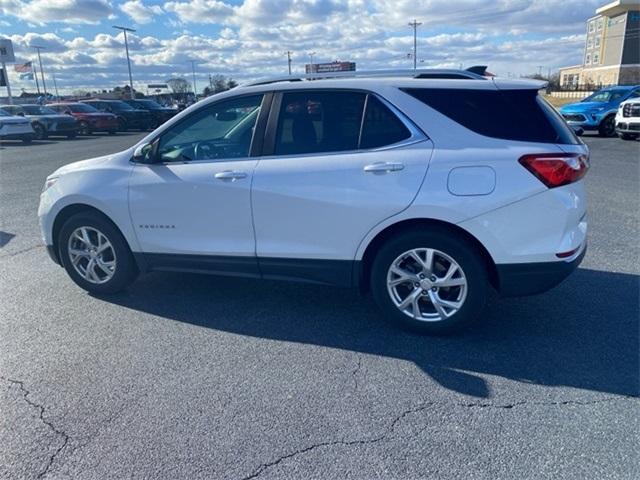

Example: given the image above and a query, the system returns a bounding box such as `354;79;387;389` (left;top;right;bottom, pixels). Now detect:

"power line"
113;25;136;99
408;19;422;70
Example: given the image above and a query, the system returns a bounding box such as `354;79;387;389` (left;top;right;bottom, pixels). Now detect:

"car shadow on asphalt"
102;267;639;399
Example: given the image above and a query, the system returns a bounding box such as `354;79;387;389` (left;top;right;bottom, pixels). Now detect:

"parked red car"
48;103;119;135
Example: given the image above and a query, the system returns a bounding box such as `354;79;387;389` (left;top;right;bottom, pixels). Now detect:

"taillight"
518;153;589;188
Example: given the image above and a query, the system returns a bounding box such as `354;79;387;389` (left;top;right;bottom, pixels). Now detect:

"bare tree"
167;77;191;94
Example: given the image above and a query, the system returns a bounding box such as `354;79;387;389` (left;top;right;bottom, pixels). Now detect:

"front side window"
156;94;263;163
22;105;56;115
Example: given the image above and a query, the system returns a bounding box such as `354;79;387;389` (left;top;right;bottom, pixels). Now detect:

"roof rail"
241;67;487;87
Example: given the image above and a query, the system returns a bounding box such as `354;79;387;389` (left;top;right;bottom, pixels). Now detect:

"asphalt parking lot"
0;132;638;479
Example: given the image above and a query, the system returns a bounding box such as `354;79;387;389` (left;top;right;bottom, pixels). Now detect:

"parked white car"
615;97;640;140
0;107;34;143
38;69;589;334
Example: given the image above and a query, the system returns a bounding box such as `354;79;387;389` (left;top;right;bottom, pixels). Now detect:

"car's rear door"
251;89;432;285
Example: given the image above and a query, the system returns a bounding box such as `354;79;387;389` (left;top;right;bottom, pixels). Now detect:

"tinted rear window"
360;95;412;149
402;88;579;144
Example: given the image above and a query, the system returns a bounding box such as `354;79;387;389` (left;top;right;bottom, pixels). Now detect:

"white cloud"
120;0;163;24
0;0;113;25
163;0;234;24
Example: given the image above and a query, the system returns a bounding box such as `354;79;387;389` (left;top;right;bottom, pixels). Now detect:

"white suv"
615;97;640;140
38;70;589;334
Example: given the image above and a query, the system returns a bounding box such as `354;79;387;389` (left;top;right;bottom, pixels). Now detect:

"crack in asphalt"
1;376;69;479
0;244;44;259
238;396;631;480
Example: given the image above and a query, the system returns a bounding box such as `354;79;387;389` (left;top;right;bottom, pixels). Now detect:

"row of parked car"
0;98;178;143
559;84;640;140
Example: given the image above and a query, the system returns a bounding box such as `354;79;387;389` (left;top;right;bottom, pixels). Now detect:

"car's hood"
0;116;30;125
26;114;77;122
560;101;613;113
52;153;122;177
620;98;640;106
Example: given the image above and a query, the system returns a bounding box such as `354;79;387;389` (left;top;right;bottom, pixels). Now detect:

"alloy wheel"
386;248;467;322
67;226;117;284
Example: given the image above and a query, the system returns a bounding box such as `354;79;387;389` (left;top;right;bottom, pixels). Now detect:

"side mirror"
132;141;157;163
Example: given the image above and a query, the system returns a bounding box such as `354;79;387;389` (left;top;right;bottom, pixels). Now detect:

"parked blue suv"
560;85;640;137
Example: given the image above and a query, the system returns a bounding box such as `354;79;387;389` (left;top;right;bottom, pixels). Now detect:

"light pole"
408;19;422;70
32;45;47;97
189;60;198;97
113;25;136;99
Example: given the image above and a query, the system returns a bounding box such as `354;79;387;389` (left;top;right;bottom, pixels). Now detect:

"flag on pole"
14;61;33;73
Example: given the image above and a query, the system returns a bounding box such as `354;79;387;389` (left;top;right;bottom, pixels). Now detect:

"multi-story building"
559;0;640;87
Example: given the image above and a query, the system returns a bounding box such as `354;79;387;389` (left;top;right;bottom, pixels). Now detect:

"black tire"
21;135;33;144
66;132;77;139
32;122;47;140
107;130;117;135
370;228;489;335
619;133;638;141
598;115;616;137
117;118;127;132
58;212;138;294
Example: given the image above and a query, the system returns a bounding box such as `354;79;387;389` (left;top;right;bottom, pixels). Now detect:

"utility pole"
408;19;422;70
52;72;59;99
307;51;316;72
33;58;40;95
285;51;293;75
113;25;136;99
32;45;47;97
537;65;544;77
189;60;198;97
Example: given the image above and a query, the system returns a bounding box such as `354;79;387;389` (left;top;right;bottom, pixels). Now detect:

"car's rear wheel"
117;118;127;132
598;115;616;137
107;130;117;135
32;122;46;140
66;132;77;139
58;212;138;294
370;230;488;334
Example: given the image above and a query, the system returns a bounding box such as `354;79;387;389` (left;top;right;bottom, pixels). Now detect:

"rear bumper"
496;244;586;297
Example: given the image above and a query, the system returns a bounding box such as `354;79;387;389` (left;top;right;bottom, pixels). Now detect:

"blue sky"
0;0;602;94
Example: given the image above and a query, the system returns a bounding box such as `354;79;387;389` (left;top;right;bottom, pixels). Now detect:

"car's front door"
128;93;269;274
251;89;432;285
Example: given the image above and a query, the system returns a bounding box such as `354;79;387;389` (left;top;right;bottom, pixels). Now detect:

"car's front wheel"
32;122;46;140
58;212;138;294
598;115;616;137
370;229;489;334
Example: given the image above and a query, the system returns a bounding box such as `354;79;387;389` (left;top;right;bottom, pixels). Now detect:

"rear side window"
402;88;579;144
275;91;365;155
360;96;412;149
273;91;414;155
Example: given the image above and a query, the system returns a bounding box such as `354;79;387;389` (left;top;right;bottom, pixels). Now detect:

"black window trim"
131;92;273;165
261;87;427;158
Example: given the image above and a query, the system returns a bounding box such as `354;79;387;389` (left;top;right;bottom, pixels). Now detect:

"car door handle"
214;170;247;181
363;162;405;173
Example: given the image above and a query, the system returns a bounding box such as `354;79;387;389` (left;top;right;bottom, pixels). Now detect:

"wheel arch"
51;204;133;265
357;218;499;293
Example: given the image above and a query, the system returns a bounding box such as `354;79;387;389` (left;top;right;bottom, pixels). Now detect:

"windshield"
136;100;163;109
583;90;627;103
69;103;99;113
23;105;57;115
110;101;134;110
